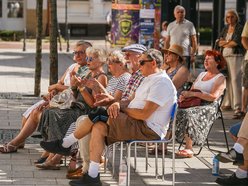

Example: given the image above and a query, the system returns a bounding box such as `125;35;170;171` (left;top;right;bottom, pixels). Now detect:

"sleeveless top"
193;72;224;94
166;65;183;96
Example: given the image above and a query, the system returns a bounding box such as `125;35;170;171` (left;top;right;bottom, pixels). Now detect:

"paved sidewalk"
0;41;241;185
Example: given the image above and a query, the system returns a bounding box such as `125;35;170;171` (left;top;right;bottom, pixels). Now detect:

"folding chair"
123;103;177;186
178;90;229;155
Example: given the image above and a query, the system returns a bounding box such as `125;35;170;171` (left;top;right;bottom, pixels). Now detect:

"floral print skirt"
175;102;219;146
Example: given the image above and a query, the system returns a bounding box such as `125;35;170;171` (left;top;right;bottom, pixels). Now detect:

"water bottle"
212;155;219;176
118;159;127;186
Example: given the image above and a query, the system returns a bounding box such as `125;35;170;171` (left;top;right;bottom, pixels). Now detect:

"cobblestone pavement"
0;41;241;185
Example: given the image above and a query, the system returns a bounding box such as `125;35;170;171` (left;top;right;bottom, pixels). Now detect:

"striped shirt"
106;72;131;96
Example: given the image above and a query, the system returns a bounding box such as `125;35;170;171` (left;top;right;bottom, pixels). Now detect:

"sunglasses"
73;51;85;55
139;59;153;66
86;56;94;62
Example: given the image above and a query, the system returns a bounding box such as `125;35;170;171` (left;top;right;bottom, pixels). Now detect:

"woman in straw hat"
149;44;189;155
163;44;190;96
175;50;226;158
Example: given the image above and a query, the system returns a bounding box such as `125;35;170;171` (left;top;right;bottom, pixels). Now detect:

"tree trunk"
49;0;58;85
34;0;43;96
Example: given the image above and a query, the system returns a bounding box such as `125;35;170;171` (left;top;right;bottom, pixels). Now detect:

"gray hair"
174;5;185;14
75;40;92;47
144;49;163;68
225;9;239;24
108;49;126;64
86;47;107;63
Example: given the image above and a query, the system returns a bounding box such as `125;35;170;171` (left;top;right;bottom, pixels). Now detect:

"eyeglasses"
226;16;235;19
73;51;85;55
139;59;153;66
86;56;94;62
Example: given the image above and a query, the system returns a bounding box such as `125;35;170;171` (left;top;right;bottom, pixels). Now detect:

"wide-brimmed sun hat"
162;44;184;60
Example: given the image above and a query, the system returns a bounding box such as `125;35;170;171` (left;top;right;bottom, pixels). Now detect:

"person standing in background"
165;5;197;70
218;9;245;119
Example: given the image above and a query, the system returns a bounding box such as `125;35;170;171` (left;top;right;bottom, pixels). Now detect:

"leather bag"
178;89;202;109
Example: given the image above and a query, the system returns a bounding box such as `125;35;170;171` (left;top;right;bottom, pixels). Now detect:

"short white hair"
174;5;185;14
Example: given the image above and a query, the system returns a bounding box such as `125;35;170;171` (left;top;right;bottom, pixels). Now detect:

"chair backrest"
170;102;178;120
218;89;226;107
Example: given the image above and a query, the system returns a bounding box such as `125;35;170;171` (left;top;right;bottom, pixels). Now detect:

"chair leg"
112;144;116;177
220;112;229;151
134;142;137;172
127;143;131;186
162;143;165;181
145;143;148;172
178;137;185;151
104;146;107;173
155;143;158;179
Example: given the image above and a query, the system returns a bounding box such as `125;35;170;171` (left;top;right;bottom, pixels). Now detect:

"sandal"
34;156;48;164
175;149;194;158
0;143;18;153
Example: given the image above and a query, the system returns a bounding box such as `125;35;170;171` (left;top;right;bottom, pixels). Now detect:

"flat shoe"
40;140;71;156
36;162;60;170
67;165;83;174
175;149;193;158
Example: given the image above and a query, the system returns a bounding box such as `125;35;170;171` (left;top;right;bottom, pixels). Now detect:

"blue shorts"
229;122;241;137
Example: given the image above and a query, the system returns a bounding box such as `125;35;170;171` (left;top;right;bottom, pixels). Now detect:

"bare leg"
74;117;94;140
89;122;107;163
21;117;27;129
185;134;193;150
10;109;42;146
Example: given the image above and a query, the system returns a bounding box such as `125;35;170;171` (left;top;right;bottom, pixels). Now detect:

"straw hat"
162;44;184;60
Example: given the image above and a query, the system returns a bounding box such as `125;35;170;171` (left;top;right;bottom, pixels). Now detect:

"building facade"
0;0;247;38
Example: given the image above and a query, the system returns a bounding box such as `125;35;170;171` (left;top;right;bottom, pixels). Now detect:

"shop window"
7;0;23;18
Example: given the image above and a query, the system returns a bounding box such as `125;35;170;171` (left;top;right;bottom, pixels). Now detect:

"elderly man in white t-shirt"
40;49;177;186
165;5;197;69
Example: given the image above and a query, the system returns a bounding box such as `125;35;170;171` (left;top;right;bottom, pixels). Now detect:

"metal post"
23;28;26;51
67;29;70;52
212;0;225;48
58;29;62;51
65;0;70;52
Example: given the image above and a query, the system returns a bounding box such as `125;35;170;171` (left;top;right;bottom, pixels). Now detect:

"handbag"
49;88;75;109
178;89;202;109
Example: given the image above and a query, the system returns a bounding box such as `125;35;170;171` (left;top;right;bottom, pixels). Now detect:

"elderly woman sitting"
175;50;226;158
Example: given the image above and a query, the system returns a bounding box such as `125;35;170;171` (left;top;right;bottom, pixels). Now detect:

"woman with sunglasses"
217;9;245;119
175;50;226;158
32;46;109;174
